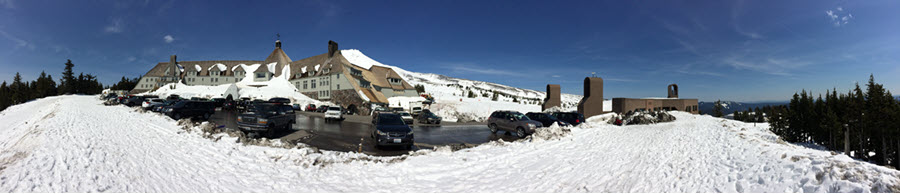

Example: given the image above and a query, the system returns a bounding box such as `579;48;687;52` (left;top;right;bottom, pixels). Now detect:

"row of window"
319;90;331;98
186;77;235;83
186;71;246;77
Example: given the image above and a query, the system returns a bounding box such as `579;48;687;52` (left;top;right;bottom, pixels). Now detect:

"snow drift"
1;96;898;192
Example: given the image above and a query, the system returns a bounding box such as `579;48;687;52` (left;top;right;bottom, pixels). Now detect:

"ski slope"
0;96;897;192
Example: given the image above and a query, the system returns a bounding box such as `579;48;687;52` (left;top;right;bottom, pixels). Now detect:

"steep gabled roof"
257;47;292;76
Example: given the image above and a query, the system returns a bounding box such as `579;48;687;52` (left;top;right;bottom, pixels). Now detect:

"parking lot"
209;109;523;156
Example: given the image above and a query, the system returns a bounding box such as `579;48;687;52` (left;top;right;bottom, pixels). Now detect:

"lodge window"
256;73;265;78
311;80;316;89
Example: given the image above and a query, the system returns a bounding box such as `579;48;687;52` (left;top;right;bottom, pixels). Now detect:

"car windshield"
328;107;341;111
398;112;411;116
377;114;406;125
510;112;530;120
173;101;187;107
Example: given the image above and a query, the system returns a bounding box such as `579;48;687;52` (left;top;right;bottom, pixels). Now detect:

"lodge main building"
131;40;418;115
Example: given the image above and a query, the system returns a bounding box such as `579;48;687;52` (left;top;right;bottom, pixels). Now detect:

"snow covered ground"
1;95;898;192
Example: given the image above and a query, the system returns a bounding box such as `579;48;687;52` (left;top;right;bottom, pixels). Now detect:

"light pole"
843;123;850;157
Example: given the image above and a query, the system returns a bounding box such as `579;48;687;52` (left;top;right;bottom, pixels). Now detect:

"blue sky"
1;0;899;102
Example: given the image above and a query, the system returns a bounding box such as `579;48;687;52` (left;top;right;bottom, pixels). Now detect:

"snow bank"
387;96;427;109
150;83;239;99
1;96;899;192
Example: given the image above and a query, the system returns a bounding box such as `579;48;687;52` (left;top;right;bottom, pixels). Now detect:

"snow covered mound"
1;96;898;192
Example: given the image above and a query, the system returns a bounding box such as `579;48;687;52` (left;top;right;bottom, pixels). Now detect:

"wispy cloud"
723;56;810;76
826;6;852;27
163;35;174;43
0;0;14;9
104;18;124;33
445;65;529;77
0;29;35;50
731;0;764;39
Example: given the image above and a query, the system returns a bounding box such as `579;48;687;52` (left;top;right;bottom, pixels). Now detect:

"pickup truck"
237;103;295;137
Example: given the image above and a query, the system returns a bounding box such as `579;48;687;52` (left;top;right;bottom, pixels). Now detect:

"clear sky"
1;0;898;102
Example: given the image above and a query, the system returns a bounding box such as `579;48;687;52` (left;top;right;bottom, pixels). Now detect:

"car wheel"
203;113;210;120
406;144;413;150
489;124;498;133
436;121;441;125
516;127;526;138
173;113;182;120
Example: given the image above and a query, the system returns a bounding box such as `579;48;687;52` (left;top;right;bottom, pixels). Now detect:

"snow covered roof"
341;49;387;70
208;63;227;72
266;62;277;73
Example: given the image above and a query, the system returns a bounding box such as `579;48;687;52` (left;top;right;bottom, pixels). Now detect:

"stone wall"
312;89;372;116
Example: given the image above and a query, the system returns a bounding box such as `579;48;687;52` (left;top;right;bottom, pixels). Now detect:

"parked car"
324;106;344;122
166;94;181;101
550;112;586;126
125;95;157;107
316;105;330;113
292;103;301;110
305;104;317;112
268;97;291;105
153;100;180;112
417;111;442;125
237;103;294;136
526;112;571;127
103;93;118;100
371;113;414;149
488;110;542;138
411;107;423;118
397;111;414;124
222;100;236;111
211;98;226;107
237;98;252;111
164;101;215;120
142;98;165;110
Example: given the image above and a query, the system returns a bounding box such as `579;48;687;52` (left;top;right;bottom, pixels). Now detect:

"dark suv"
525;112;571;127
164;101;215;120
551;112;585;126
488;111;542;138
237;103;295;136
371;113;414;149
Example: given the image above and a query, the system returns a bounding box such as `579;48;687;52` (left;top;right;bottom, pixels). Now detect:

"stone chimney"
542;84;561;111
275;40;282;49
668;84;678;98
328;40;339;58
577;77;604;118
169;55;177;77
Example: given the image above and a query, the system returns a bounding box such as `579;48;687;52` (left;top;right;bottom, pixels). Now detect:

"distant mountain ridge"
698;101;788;115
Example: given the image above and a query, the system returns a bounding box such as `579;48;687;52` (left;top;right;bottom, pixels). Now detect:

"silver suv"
487;111;542;138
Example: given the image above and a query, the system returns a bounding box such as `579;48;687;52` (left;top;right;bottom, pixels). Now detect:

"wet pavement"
209;109;522;156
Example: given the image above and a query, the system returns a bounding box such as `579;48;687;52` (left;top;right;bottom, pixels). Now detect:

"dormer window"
350;68;362;77
389;78;402;84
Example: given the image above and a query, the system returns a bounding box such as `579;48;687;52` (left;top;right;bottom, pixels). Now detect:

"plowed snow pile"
1;96;898;192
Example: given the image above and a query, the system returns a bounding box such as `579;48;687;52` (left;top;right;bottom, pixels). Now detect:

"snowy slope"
0;96;898;192
341;50;592;121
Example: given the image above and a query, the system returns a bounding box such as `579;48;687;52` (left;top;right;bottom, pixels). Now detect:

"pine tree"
60;59;76;95
11;72;25;104
712;100;724;117
0;82;9;111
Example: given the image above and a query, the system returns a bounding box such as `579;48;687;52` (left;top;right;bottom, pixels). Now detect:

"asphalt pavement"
209;109;522;156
